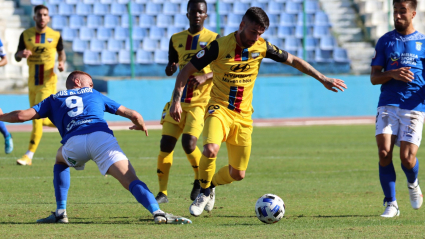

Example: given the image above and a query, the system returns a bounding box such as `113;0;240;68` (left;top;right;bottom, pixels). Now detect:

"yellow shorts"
29;83;57;107
160;102;206;139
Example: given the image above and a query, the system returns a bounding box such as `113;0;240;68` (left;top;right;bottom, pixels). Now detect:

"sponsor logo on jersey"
231;64;250;72
47;38;53;43
251;52;260;59
387;41;395;47
66;157;77;166
390;52;400;66
178;43;183;48
183;53;196;61
200;41;207;48
225;54;232;59
66;119;93;131
34;46;47;53
416;42;422;51
196;50;205;58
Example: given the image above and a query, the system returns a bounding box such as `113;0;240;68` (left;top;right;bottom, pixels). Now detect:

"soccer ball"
255;194;285;224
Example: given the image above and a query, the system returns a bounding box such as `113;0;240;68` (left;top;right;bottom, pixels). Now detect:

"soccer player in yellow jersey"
156;0;219;203
169;7;347;216
14;5;65;166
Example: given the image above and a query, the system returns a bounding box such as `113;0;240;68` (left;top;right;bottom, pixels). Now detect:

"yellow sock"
212;165;235;186
28;118;43;152
198;154;216;188
186;147;202;180
157;151;174;195
42;118;56;128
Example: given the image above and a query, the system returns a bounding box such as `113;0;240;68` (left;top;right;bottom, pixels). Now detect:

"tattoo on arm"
172;90;182;103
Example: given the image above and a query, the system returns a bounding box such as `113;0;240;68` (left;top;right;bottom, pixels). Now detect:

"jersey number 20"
66;96;84;117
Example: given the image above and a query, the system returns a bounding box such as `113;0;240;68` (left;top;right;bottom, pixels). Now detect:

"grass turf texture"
0;125;424;238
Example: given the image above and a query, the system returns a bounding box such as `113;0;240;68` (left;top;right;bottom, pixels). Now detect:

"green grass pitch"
0;125;424;238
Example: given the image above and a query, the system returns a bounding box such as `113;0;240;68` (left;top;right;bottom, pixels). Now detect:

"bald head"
66;71;93;89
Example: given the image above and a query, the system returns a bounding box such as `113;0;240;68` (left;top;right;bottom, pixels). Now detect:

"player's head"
186;0;208;29
393;0;416;32
66;71;94;89
33;5;50;30
239;7;269;48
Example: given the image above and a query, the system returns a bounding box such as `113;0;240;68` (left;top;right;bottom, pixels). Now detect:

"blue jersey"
371;30;425;111
0;38;5;57
33;88;121;144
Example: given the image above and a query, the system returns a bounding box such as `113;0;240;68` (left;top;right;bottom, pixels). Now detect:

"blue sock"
401;158;419;184
53;164;70;210
379;162;397;203
0;122;9;138
129;180;160;214
200;187;210;196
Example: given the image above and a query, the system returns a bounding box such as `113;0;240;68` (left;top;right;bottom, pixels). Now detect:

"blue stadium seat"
284;37;301;51
93;3;109;15
107;39;123;52
132;27;148;40
61;27;78;41
160;38;169;51
45;4;58;15
206;3;215;13
118;50;132;64
100;0;114;3
136;49;153;64
83;0;96;3
174;14;188;27
296;13;314;26
313;26;330;38
179;3;188;14
101;51;117;64
58;3;74;15
267;2;283;14
48;0;63;4
31;0;44;4
142;38;158;51
79;27;95;41
167;26;184;39
251;2;266;9
97;27;113;40
333;48;350;63
118;0;130;3
72;39;88;53
76;3;92;15
268;14;279;26
297;49;315;62
285;1;302;14
90;39;106;52
135;0;149;3
319;36;337;50
208;14;225;27
114;27;129;40
83;50;100;65
139;15;155;27
111;3;127;15
224;26;238;36
295;25;313;38
218;2;231;14
305;36;318;50
130;3;144;15
305;0;320;14
157;14;173;27
125;39;141;51
163;3;179;15
69;16;85;29
51;16;67;30
265;37;283;49
314;12;331;26
149;27;165;39
104;15;119;28
277;26;294;38
121;15;137;28
280;13;296;27
154;50;168;64
66;0;79;5
233;2;249;14
227;14;243;27
262;27;277;38
315;49;333;63
87;15;102;28
146;2;161;15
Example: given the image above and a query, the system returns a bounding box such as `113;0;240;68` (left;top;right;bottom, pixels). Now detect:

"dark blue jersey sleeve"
32;95;53;118
99;93;121;114
371;37;386;67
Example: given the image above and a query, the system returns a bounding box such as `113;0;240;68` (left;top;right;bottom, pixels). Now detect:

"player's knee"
378;149;392;160
230;170;245;181
182;134;197;154
160;135;177;152
203;144;219;158
400;153;416;166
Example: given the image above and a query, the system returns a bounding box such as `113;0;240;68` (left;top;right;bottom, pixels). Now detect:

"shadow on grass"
287;214;376;219
0;218;153;225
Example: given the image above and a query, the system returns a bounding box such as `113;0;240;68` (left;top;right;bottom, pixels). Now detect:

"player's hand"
129;124;149;136
192;75;207;88
391;67;414;83
0;108;3;115
18;49;32;58
169;102;182;122
321;77;347;92
165;62;178;76
58;62;65;72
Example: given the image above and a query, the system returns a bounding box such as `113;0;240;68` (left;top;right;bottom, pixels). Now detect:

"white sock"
152;210;164;216
25;151;34;160
56;209;66;217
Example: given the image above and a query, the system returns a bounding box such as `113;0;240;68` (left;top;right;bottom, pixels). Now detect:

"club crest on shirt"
416;42;422;51
200;42;207;48
47;38;53;43
251;52;260;59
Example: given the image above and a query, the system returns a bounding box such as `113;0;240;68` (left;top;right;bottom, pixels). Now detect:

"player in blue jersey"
0;71;191;224
371;0;423;218
0;38;13;154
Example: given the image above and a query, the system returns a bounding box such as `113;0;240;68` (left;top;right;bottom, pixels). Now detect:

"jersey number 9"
66;96;84;117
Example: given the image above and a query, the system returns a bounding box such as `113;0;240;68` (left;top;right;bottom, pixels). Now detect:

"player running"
156;0;219;203
169;7;347;216
14;5;65;166
0;71;192;224
0;38;13;154
371;0;423;218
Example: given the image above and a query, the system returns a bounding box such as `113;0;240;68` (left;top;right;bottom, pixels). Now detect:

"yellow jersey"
169;27;219;107
17;27;63;88
190;32;288;117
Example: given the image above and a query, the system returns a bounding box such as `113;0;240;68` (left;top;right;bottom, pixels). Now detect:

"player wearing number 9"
0;71;192;224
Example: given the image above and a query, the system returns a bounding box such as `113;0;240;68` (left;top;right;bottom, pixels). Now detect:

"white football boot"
204;188;215;212
154;212;192;224
408;179;423;210
189;193;211;216
381;202;400;218
37;212;69;223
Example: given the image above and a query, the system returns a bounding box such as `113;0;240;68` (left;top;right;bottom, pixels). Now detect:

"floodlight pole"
303;0;307;61
216;0;220;34
128;2;135;79
388;0;392;32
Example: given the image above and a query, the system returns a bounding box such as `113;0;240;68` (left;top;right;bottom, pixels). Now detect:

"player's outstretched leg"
182;134;202;201
401;158;423;209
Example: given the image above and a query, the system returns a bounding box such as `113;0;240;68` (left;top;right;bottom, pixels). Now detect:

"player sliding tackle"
169;7;347;217
0;71;191;224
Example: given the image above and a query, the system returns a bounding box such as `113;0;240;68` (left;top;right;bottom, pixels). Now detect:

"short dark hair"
66;71;93;89
243;7;269;30
393;0;417;10
34;4;49;14
187;0;207;11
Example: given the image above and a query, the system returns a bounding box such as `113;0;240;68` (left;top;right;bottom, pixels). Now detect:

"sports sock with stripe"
379;162;397;203
129;180;160;214
157;151;173;195
185;147;201;180
401;158;419;184
53;164;70;216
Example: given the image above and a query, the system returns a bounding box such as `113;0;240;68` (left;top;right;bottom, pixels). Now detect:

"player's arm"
193;72;213;87
57;36;65;72
0;108;40;123
169;41;219;122
370;66;414;85
15;33;31;62
165;38;179;76
116;105;148;136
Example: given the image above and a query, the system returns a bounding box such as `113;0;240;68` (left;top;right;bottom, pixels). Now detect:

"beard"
239;29;253;48
394;21;408;32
